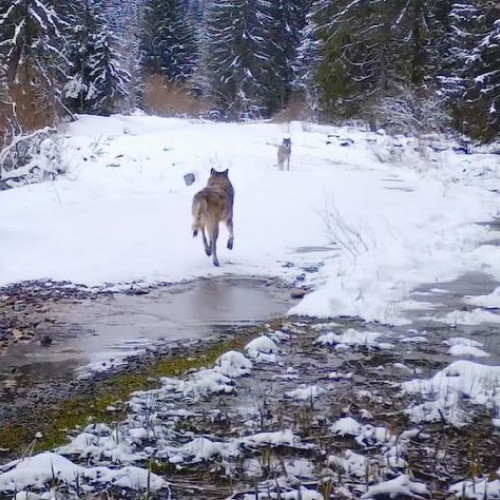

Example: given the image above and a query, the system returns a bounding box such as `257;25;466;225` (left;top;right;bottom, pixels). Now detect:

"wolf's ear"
210;168;216;175
223;169;229;176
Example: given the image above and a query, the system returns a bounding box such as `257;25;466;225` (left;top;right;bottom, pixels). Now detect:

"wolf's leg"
226;218;234;250
202;228;211;256
210;224;220;267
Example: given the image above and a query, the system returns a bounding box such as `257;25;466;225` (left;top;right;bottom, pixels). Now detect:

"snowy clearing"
1;115;500;327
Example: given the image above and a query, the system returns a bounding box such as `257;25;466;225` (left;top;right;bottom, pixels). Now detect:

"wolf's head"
207;168;232;190
282;137;291;149
210;168;229;178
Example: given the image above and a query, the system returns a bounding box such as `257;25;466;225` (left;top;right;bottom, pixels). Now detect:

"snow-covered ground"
1;114;500;326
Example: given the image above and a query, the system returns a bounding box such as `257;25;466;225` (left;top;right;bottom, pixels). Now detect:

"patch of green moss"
0;322;279;457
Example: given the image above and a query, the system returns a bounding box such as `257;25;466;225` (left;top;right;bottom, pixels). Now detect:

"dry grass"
142;74;212;117
271;92;310;123
0;70;58;148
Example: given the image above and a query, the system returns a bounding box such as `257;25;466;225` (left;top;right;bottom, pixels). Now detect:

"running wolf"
192;168;234;267
277;137;291;171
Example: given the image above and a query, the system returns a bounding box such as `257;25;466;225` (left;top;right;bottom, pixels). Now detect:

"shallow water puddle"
408;271;500;364
1;277;291;381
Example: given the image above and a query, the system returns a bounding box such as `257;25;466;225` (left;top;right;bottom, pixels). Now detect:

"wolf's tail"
192;197;206;237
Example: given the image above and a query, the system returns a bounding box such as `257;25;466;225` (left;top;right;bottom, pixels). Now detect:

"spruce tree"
63;0;101;114
265;0;311;112
292;0;326;116
140;0;194;81
88;24;131;114
63;0;131;115
202;0;272;116
476;17;500;139
0;0;69;129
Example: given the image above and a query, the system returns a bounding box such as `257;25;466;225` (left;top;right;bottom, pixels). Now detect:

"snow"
316;328;386;349
402;360;500;425
329;450;367;478
0;452;168;495
361;474;429;499
285;384;325;401
0;115;499;327
444;337;484;348
448;344;490;358
244;335;279;363
429;308;500;326
160;368;236;399
330;417;362;436
465;286;500;309
449;477;500;499
214;350;253;378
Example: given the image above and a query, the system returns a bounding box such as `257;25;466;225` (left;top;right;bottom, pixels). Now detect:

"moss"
0;322;279;457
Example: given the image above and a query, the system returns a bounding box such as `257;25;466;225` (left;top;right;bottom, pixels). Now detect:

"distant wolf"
277;137;292;171
192;168;234;267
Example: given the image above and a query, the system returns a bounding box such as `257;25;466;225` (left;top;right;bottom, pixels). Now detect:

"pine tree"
63;0;131;115
201;0;273;116
63;1;101;114
306;0;449;125
0;0;70;130
265;0;311;112
292;0;325;116
88;24;131;114
440;0;500;139
81;0;142;109
476;17;500;139
185;0;207;93
140;0;194;81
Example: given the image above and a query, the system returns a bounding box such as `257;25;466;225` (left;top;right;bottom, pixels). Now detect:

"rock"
291;288;306;299
40;335;53;346
2;378;17;391
128;286;150;296
184;173;196;186
12;328;24;340
12;327;35;341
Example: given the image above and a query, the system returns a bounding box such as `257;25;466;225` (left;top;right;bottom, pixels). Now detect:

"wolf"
277;137;292;171
192;168;234;267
